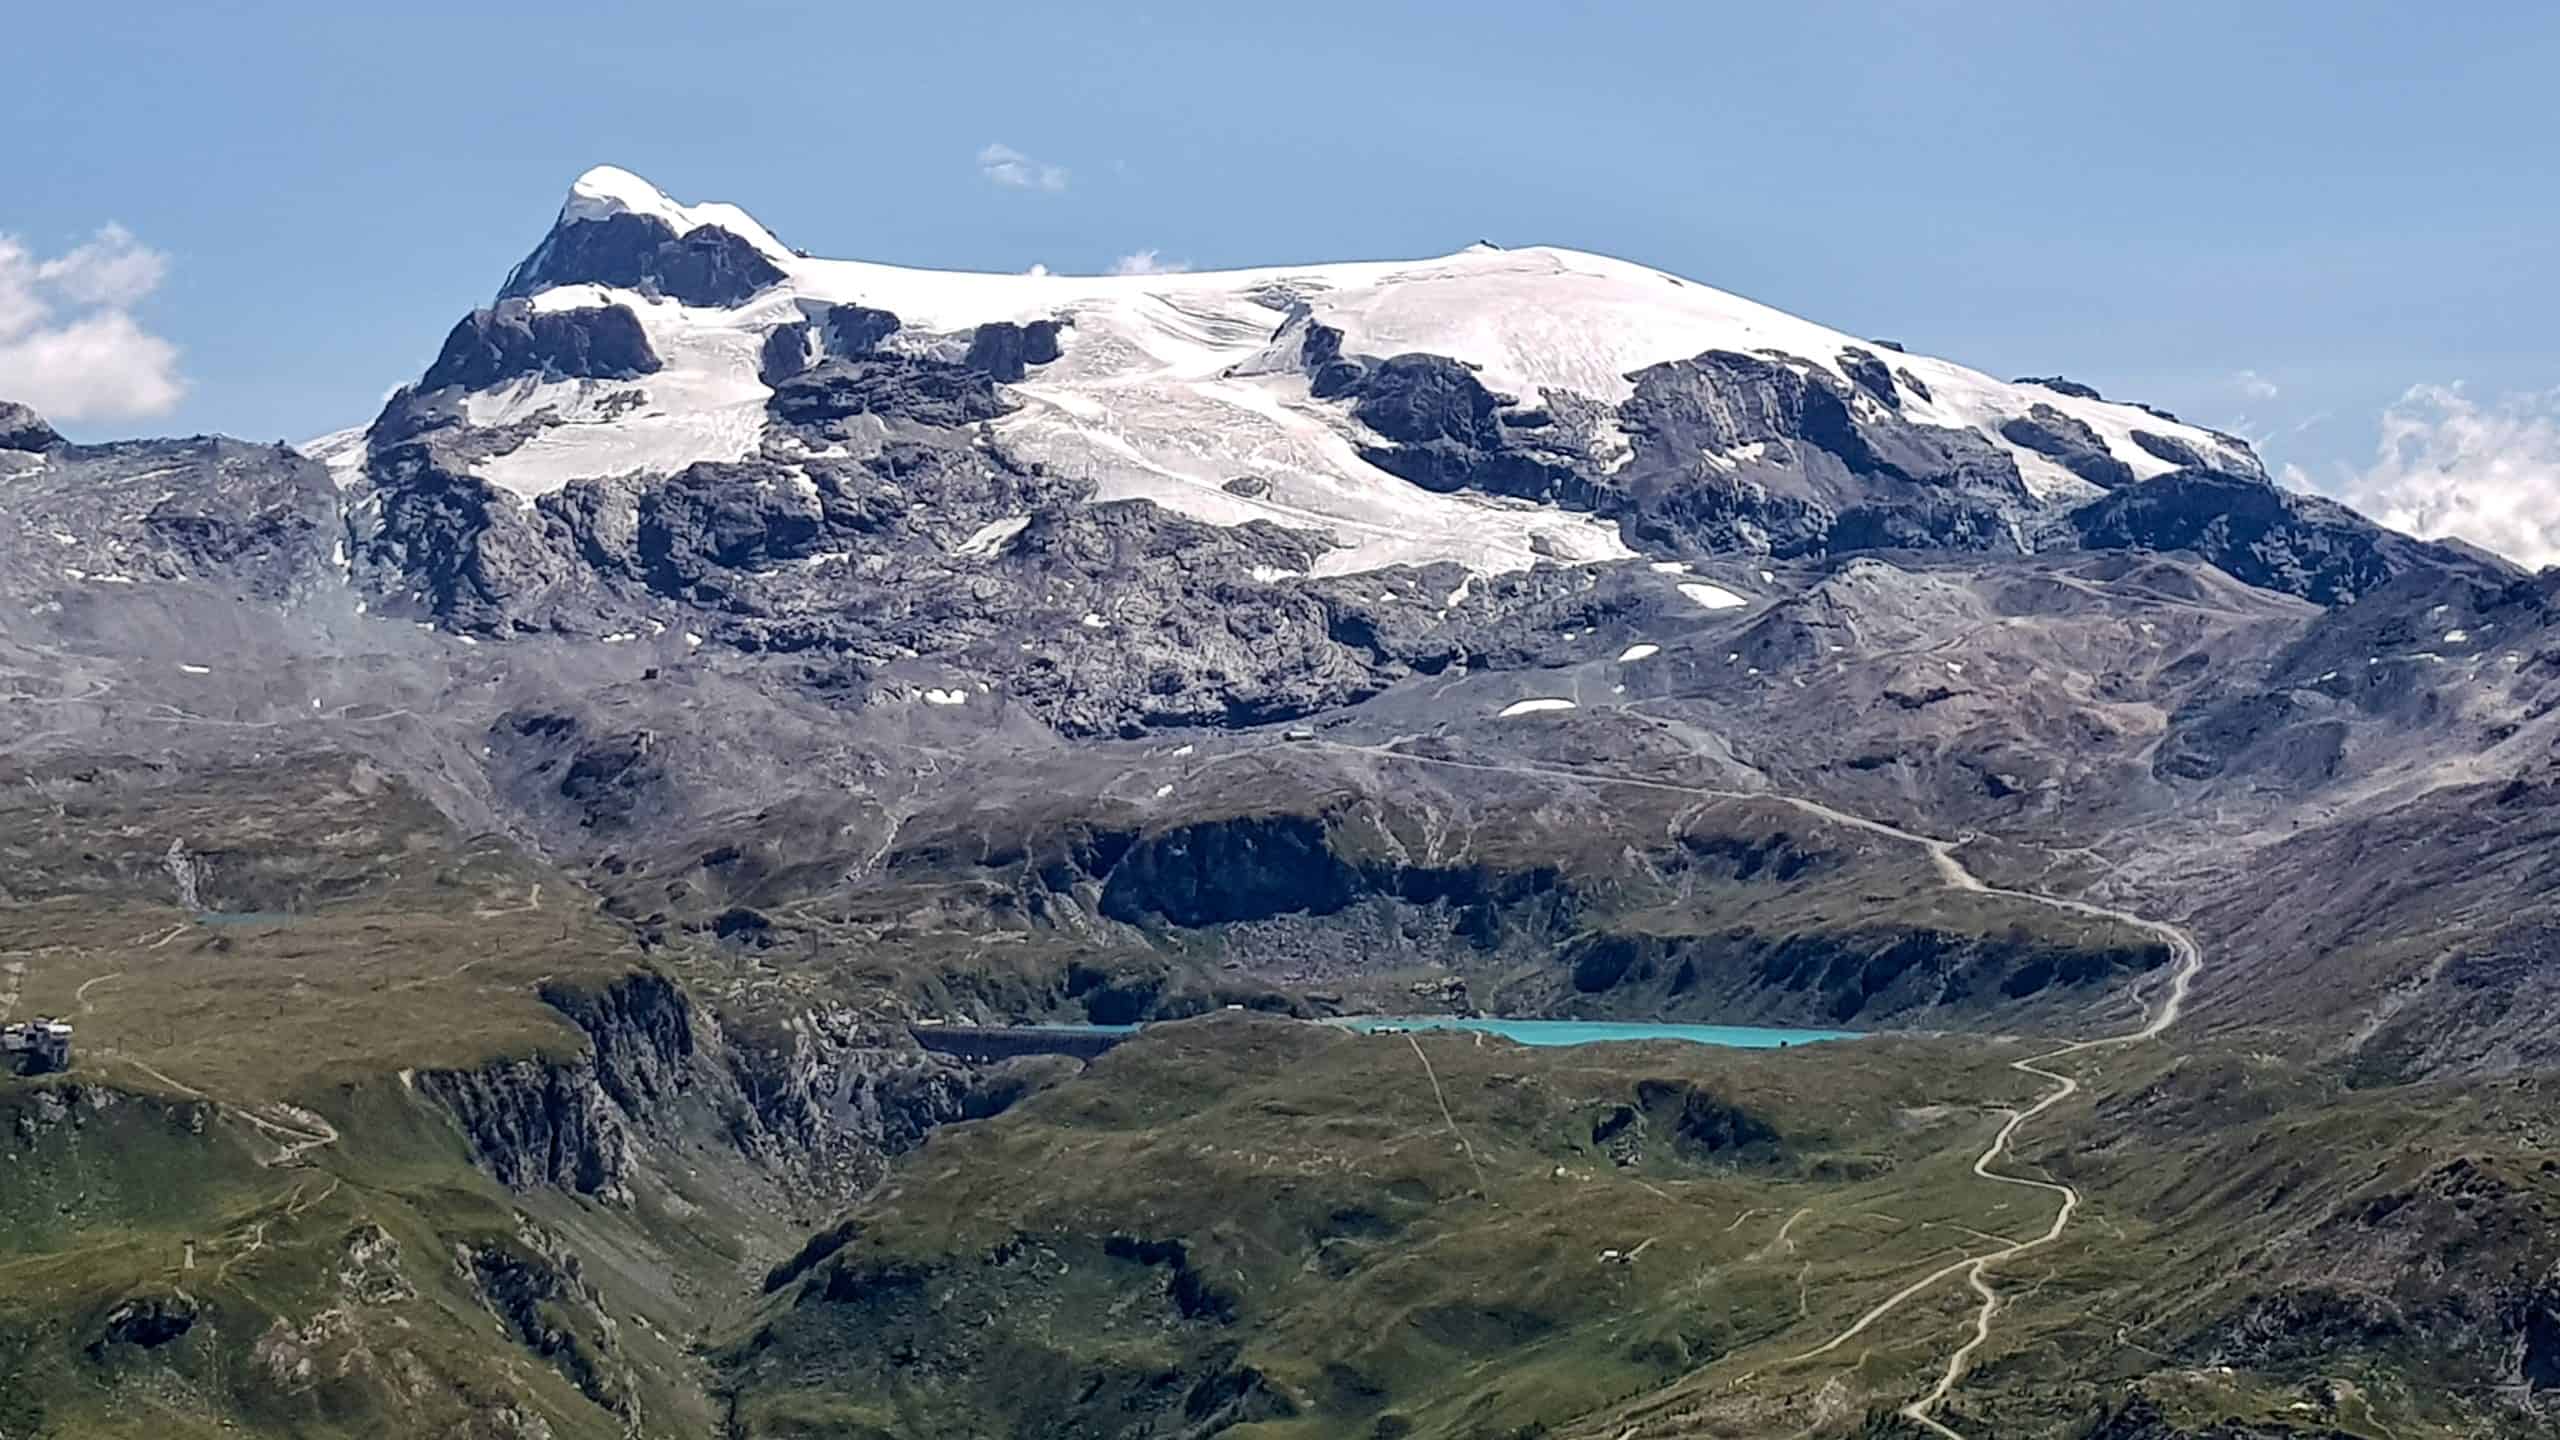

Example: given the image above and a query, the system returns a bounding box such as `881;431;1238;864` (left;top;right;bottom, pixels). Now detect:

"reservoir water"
1328;1016;1858;1048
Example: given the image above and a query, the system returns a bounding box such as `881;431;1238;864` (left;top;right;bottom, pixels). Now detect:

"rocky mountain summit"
7;166;2560;1440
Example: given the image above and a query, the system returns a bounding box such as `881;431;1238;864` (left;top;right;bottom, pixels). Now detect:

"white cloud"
2315;382;2560;569
1109;249;1190;276
2233;369;2281;402
36;223;168;308
0;224;185;422
977;142;1068;193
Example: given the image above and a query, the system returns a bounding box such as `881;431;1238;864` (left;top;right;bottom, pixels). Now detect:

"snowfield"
1680;582;1750;610
325;166;2256;578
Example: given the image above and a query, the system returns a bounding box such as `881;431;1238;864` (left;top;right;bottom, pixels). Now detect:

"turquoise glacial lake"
1328;1017;1858;1048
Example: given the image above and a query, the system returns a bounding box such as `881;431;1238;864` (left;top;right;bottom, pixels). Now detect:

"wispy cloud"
1109;249;1190;276
2232;369;2281;402
0;224;184;422
977;142;1068;193
2308;381;2560;569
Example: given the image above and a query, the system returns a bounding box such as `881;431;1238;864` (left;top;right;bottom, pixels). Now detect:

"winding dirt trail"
1317;739;2204;1436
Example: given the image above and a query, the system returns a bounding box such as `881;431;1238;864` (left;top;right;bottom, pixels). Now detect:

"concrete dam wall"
908;1024;1132;1062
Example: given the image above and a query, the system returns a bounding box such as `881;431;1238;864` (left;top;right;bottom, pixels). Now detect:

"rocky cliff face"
501;209;785;308
0;399;61;452
420;301;661;391
0;432;342;607
421;970;1067;1214
2064;469;2505;605
419;1052;639;1200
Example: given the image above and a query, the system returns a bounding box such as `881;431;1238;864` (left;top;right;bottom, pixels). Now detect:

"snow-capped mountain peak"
558;164;794;263
344;165;2265;580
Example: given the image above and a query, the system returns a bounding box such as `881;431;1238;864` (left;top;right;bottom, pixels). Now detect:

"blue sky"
8;2;2557;558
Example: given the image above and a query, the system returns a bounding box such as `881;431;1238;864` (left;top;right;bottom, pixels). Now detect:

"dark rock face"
767;355;1007;431
1344;354;1607;507
1603;1078;1782;1164
352;442;580;631
413;963;1062;1216
501;212;785;308
461;1235;632;1415
1563;923;2166;1022
963;319;1064;381
0;400;61;451
539;973;694;1113
418;1052;637;1198
494;709;670;835
1615;349;2034;558
1101;1233;1241;1323
1101;815;1363;926
2083;1393;2356;1440
1301;320;1368;398
1835;347;1900;408
2129;428;2218;472
2001;403;2136;489
548;441;1080;607
757;321;813;385
2151;690;2347;785
85;1294;198;1361
821;303;902;359
0;435;340;603
2016;374;2105;400
2067;468;2498;606
420;301;661;391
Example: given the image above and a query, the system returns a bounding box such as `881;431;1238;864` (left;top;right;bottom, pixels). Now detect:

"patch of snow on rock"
1617;643;1660;663
1497;697;1578;718
958;516;1029;557
1678;582;1747;610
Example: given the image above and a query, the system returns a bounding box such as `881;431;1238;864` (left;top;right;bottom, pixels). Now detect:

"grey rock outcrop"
501;211;784;307
2002;402;2136;489
420;300;660;391
419;970;1069;1212
767;354;1008;432
1614;348;2035;558
2129;428;2220;473
2016;374;2105;400
419;1054;639;1200
2065;468;2505;606
1342;353;1610;508
1;433;341;603
963;319;1064;381
1835;346;1902;408
1;400;61;451
822;303;903;359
